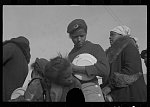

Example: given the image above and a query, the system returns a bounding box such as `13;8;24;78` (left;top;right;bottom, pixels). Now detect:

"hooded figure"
3;36;31;101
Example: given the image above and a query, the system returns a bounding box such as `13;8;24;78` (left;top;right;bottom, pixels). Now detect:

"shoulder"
87;41;104;50
123;39;138;53
3;42;16;52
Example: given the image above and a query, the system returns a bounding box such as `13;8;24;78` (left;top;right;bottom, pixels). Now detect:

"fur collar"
106;36;135;64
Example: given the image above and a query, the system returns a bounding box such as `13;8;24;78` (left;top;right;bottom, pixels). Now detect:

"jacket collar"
106;36;134;64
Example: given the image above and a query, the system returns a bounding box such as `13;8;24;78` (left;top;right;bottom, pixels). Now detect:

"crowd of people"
3;19;147;102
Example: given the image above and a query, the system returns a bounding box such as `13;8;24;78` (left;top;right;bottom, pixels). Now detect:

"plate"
72;53;97;81
11;87;26;99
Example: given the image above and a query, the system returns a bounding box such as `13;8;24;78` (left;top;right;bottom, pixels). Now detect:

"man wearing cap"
67;19;110;102
141;49;147;67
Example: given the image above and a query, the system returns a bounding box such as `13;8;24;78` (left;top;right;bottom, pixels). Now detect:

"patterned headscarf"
110;25;131;36
110;25;139;49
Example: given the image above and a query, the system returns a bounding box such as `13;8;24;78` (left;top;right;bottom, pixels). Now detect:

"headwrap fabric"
110;25;131;36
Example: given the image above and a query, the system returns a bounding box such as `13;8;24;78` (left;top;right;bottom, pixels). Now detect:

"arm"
85;45;110;82
110;43;143;88
72;45;110;83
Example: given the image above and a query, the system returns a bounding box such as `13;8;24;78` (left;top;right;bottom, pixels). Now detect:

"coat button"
95;85;98;87
98;94;101;96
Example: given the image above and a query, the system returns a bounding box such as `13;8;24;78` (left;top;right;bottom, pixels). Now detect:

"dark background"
2;0;148;5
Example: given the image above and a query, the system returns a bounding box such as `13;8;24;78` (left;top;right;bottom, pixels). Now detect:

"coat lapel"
106;36;132;64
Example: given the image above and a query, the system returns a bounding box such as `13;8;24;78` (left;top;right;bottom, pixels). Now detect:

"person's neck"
74;40;87;49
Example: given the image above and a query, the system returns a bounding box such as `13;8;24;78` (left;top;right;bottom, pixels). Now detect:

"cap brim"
71;29;86;36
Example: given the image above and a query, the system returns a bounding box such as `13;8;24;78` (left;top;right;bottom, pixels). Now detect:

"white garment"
110;25;131;36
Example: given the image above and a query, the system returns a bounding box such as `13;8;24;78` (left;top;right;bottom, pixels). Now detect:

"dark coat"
105;36;147;102
68;40;110;84
3;36;31;101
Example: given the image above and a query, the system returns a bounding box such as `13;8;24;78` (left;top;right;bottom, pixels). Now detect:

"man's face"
109;31;122;45
57;66;74;86
70;29;86;48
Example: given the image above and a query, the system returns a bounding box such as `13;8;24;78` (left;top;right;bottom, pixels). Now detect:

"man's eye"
79;35;84;37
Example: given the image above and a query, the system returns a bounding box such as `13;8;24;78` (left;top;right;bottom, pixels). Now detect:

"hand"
102;86;111;96
71;63;85;74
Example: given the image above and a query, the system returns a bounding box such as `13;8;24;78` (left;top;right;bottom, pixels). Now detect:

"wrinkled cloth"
110;25;131;36
9;77;81;102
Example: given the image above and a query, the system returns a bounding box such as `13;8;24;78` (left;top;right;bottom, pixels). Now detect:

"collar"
106;36;134;64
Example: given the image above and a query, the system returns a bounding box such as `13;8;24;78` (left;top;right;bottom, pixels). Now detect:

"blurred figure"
141;49;147;85
141;49;147;67
67;19;110;102
3;36;31;101
103;25;147;102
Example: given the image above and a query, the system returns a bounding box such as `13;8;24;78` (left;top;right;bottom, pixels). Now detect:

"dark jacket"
3;36;31;101
68;40;110;84
105;36;147;102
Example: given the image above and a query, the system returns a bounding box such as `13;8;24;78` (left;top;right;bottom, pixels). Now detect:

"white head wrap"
110;25;131;36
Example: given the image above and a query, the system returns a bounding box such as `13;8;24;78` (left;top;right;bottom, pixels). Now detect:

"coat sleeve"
3;43;15;65
110;43;143;88
85;44;110;82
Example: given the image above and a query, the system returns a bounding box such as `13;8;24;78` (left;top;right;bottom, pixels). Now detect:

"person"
3;36;31;101
67;19;110;102
44;55;81;102
9;58;49;102
10;55;81;102
103;25;147;102
141;49;147;67
141;49;147;85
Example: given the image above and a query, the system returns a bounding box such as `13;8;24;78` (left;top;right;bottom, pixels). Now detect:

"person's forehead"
70;29;86;36
110;31;119;35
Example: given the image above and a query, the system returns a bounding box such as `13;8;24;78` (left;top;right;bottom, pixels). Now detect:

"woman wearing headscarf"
102;26;147;102
3;36;31;101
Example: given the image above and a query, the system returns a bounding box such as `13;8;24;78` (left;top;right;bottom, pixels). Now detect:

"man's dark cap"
141;49;147;59
67;19;87;34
